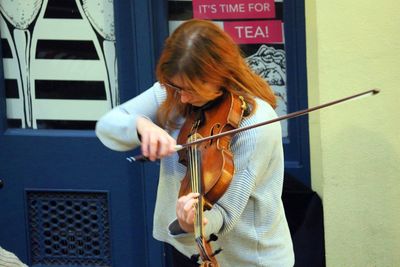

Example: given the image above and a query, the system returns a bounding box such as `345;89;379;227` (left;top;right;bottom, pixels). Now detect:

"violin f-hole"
209;124;221;146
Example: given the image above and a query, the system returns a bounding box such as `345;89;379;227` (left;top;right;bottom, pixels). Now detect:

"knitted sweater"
0;247;28;267
95;82;294;267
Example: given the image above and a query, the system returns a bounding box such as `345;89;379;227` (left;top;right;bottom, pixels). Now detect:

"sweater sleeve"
95;82;166;151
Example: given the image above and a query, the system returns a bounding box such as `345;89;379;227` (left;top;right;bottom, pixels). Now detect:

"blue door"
0;0;165;266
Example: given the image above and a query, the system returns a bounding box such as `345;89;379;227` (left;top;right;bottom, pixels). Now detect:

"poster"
168;0;288;137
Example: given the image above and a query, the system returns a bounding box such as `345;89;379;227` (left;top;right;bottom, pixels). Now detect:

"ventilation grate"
26;190;111;266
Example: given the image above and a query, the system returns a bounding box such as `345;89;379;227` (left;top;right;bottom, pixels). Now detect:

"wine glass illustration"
28;0;113;129
82;0;118;107
0;0;43;128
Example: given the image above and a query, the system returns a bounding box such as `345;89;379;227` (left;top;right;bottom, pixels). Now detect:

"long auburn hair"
156;19;276;129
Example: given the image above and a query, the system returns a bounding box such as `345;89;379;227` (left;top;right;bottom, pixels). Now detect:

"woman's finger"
157;135;173;158
140;132;150;158
148;132;159;161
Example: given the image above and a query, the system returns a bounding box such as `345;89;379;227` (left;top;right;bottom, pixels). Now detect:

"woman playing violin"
96;19;294;267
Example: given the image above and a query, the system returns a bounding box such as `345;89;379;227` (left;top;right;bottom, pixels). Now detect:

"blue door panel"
0;130;147;266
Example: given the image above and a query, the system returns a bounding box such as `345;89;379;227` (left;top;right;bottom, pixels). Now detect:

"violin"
176;91;247;266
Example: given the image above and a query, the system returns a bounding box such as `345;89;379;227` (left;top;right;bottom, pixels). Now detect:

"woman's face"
167;76;222;107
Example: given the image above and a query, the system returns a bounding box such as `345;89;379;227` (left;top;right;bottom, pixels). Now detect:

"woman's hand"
136;116;176;161
176;192;208;233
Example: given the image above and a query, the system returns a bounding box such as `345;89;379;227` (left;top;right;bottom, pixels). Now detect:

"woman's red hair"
156;19;276;129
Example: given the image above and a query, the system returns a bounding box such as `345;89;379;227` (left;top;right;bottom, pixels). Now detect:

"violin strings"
195;142;203;238
189;134;202;238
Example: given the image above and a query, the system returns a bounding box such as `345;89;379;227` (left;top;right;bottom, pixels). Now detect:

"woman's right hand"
136;116;176;161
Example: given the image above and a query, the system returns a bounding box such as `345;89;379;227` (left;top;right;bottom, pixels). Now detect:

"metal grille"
26;190;111;266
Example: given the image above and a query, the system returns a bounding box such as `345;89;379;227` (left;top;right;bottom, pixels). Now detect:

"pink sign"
224;20;283;44
193;0;275;19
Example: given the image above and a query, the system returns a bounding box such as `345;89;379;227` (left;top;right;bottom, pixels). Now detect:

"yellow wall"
305;0;400;266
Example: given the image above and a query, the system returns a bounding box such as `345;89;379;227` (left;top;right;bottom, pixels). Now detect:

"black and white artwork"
246;44;287;137
1;0;117;129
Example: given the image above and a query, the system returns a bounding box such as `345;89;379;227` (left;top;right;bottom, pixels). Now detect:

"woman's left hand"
176;192;208;233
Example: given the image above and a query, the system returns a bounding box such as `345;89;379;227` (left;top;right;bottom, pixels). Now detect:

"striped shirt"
96;82;294;266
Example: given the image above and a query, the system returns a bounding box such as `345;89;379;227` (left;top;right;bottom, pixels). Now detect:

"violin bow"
127;88;380;162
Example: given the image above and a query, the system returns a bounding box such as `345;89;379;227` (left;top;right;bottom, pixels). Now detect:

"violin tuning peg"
212;248;223;257
190;253;200;263
208;234;218;243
